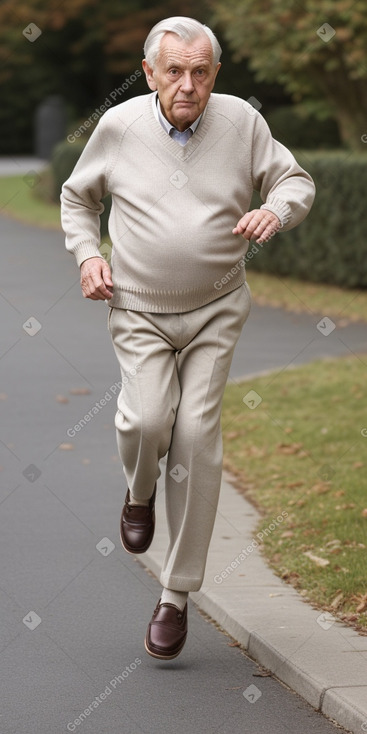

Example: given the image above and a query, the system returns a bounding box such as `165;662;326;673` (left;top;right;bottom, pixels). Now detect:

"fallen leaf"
356;596;367;613
303;551;330;567
330;591;344;609
69;388;92;395
56;394;69;404
227;642;241;647
325;539;342;548
281;530;294;538
277;442;304;455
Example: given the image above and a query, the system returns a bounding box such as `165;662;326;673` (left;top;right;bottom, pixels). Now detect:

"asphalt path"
1;214;361;734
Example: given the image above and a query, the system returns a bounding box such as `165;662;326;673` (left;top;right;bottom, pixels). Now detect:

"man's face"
143;32;221;132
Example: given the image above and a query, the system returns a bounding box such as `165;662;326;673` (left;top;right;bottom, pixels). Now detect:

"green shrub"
248;151;367;288
51;139;111;235
266;106;341;150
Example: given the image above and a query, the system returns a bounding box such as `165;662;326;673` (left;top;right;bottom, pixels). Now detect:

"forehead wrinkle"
159;47;213;68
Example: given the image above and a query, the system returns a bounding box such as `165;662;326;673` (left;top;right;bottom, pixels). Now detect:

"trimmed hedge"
265;106;341;150
248;151;367;288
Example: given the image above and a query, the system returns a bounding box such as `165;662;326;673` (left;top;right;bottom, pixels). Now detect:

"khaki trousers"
108;283;251;591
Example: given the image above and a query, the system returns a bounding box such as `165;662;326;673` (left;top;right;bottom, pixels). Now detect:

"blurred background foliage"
2;0;366;154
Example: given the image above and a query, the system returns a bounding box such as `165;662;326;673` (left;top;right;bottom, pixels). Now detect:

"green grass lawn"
222;354;367;633
0;172;61;230
247;270;367;324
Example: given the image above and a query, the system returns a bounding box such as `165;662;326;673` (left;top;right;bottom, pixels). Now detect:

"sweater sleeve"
60;122;110;267
250;110;315;231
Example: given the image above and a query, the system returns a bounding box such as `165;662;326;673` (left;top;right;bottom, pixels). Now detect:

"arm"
233;107;315;242
61;118;115;298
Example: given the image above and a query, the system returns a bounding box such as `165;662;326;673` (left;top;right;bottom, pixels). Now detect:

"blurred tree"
209;0;367;150
0;0;291;155
0;0;211;153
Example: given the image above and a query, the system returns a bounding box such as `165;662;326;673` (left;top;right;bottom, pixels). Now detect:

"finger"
246;213;279;241
101;264;114;288
256;221;280;244
240;213;265;240
232;212;255;235
86;273;113;299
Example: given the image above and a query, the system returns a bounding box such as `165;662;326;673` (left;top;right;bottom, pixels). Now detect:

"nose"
180;71;194;94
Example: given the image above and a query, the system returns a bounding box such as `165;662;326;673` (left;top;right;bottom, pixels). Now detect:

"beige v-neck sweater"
61;92;315;312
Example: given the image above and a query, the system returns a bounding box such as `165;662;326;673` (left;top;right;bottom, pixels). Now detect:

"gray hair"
144;16;222;68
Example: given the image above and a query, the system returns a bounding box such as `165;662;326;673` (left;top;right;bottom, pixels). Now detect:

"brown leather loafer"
145;600;188;660
120;485;156;554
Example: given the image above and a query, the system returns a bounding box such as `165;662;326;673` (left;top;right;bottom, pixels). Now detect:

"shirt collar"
152;92;203;135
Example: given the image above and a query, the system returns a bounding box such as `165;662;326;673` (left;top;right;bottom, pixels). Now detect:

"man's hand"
80;257;114;300
232;209;281;244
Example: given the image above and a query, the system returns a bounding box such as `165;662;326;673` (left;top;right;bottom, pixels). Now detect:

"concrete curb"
141;467;367;734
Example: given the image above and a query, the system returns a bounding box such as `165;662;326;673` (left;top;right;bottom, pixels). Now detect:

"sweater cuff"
261;196;292;228
70;240;104;268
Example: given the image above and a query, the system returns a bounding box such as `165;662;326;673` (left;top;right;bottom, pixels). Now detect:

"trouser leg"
108;307;180;501
160;283;251;591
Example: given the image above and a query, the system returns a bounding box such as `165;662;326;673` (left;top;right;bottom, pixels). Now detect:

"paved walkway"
1;168;366;733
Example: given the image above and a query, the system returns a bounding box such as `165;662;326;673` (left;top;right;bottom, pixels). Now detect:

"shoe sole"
144;636;186;660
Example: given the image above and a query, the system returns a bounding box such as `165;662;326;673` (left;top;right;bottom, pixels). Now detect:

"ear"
214;62;221;82
142;59;157;91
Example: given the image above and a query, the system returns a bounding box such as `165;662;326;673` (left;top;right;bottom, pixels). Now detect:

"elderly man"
61;16;315;661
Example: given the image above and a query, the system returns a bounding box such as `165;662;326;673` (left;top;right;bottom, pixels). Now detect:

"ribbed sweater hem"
108;271;245;313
